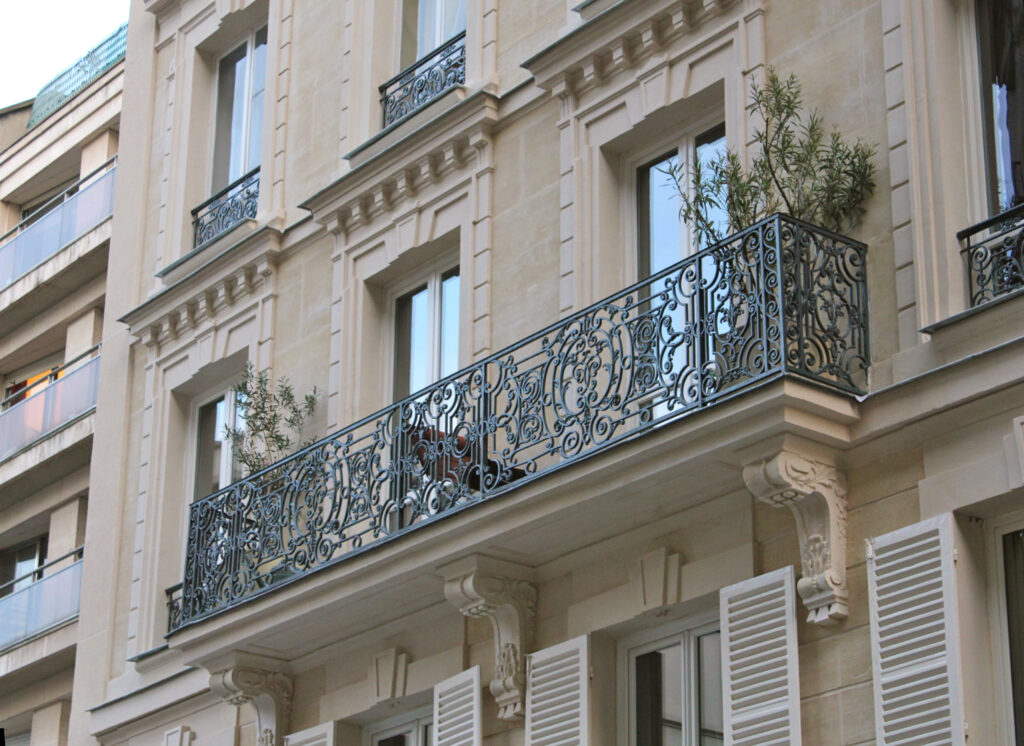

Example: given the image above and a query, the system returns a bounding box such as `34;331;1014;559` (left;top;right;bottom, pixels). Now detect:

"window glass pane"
977;0;1024;212
639;152;683;279
698;631;724;745
247;28;268;171
1004;528;1024;743
695;125;728;247
440;269;460;379
636;643;683;746
417;0;440;56
213;43;248;190
195;396;226;497
396;286;431;399
377;736;409;746
442;0;467;41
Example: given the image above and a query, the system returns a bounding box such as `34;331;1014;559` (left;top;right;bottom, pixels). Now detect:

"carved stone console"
439;555;537;720
209;665;293;746
743;449;849;625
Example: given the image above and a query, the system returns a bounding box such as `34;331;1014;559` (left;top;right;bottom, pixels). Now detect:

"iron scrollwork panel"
380;33;466;128
191;169;260;249
170;214;868;631
960;205;1024;307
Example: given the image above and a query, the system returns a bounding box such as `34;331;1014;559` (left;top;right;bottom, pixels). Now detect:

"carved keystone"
439;555;536;721
743;450;849;625
209;666;293;746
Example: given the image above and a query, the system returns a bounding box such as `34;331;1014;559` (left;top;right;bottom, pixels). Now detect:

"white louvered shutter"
433;665;482;746
866;514;965;745
720;565;801;746
526;635;589;745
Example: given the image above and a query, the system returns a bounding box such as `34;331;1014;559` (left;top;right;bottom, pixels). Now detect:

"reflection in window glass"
417;0;467;56
638;151;683;279
394;267;460;399
213;28;268;191
636;643;683;746
695;125;729;246
698;631;724;745
1004;529;1024;743
195;393;243;498
977;0;1024;212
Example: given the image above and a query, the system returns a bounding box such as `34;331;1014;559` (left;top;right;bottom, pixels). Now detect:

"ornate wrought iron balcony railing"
191;168;260;249
167;214;869;633
958;203;1024;307
379;32;466;128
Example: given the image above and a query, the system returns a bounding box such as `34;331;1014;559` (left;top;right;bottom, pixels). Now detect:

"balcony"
167;215;869;632
0;547;82;652
0;161;116;292
959;203;1024;307
380;32;466;128
0;349;100;463
191;168;260;249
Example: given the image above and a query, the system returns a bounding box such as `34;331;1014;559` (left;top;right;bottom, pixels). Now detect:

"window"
623;618;723;746
194;391;244;498
402;0;466;62
0;536;47;597
364;706;433;746
394;266;460;399
212;27;267;192
637;123;727;279
976;0;1024;214
1002;526;1024;741
2;354;64;409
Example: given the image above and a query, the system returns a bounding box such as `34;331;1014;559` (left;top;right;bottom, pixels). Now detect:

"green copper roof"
27;23;128;129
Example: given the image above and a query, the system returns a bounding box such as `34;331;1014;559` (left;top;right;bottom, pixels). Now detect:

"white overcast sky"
0;0;130;109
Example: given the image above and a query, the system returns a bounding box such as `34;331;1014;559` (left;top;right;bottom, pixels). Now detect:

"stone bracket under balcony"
743;447;849;625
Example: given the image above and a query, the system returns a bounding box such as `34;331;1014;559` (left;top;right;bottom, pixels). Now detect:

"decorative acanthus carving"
209;666;293;746
442;560;537;721
743;450;849;625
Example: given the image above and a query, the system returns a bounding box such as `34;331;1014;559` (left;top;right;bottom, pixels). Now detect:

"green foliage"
224;363;319;477
672;69;877;247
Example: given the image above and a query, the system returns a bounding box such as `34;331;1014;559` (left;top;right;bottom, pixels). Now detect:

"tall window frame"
987;506;1024;744
211;25;268;193
0;536;48;597
400;0;467;66
363;704;433;746
617;611;724;746
190;385;245;501
632;119;728;283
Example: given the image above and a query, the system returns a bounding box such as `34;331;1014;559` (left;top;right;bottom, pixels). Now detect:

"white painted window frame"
187;381;244;502
986;505;1024;744
615;609;720;746
363;703;433;746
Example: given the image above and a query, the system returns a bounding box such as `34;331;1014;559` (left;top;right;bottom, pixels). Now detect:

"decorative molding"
634;546;683;614
163;726;194;746
370;647;410;703
209;666;293;746
743;450;849;625
440;556;537;721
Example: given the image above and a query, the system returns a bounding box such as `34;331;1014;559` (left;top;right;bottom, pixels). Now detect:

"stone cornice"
300;92;499;240
523;0;755;99
119;226;282;348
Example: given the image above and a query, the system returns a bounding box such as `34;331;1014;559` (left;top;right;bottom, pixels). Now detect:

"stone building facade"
2;0;1022;744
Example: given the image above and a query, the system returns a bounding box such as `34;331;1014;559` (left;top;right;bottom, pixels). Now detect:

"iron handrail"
169;213;869;632
0;545;83;596
956;202;1024;240
379;32;467;127
957;203;1024;306
191;166;261;219
0;157;117;247
0;344;101;410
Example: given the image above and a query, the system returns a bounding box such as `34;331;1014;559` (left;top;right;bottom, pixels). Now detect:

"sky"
0;0;130;109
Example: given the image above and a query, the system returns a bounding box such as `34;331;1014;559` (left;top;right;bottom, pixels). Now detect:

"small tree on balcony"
670;68;877;247
223;363;319;477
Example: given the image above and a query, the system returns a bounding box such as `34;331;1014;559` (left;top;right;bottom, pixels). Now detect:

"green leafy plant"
224;363;319;476
671;68;877;247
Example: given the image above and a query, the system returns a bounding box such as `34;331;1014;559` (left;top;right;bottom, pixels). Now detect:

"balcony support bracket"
209;665;293;746
440;555;536;721
743;449;849;625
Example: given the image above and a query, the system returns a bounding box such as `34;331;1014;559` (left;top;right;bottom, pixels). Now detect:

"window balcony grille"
0;547;83;652
380;31;466;128
0;160;116;292
168;214;869;633
959;203;1024;307
191;168;260;249
0;348;100;462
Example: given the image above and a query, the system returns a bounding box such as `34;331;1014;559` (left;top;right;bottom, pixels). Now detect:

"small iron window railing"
168;214;869;633
380;32;466;128
958;203;1024;307
0;546;83;652
0;159;117;292
0;347;100;462
191;168;260;249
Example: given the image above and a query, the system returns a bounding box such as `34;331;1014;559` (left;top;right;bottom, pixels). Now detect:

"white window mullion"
719;565;801;746
867;513;966;745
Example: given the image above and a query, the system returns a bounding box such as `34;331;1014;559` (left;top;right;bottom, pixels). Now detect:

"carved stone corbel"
209;666;293;746
440;556;536;721
743;450;849;625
